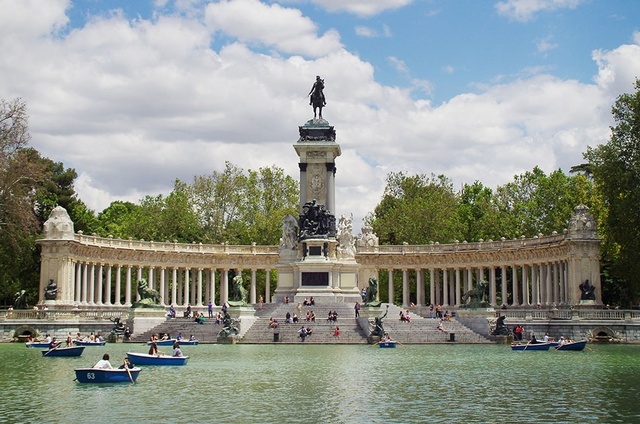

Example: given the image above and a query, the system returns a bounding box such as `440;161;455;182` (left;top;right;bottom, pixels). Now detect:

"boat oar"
43;343;60;356
125;366;134;384
521;341;531;352
371;340;381;347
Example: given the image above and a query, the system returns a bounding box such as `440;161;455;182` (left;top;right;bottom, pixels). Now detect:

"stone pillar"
402;269;409;308
196;268;203;306
115;265;122;306
265;269;271;304
388;269;394;305
442;268;449;307
500;266;507;308
429;268;435;306
210;269;217;306
511;265;519;306
250;269;257;304
184;268;190;307
521;265;529;306
125;266;132;306
455;268;461;307
75;262;82;305
88;263;95;305
221;269;229;304
96;263;104;305
171;268;178;306
160;268;166;306
105;265;112;305
489;267;497;307
416;269;424;307
531;264;538;306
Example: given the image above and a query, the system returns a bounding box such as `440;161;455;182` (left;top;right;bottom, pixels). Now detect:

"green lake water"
0;343;638;424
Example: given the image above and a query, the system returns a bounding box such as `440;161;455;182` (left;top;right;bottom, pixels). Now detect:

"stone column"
125;266;132;306
196;268;203;306
489;267;497;307
221;269;229;304
435;270;441;306
455;268;461;307
250;269;257;304
429;268;435;306
531;264;538;306
184;268;190;307
105;265;112;305
210;268;217;306
521;265;529;306
160;268;166;306
416;269;424;307
265;269;271;304
96;263;104;305
171;268;178;307
511;265;519;307
401;269;409;308
88;263;95;305
388;269;394;305
75;262;82;305
326;163;336;214
115;265;122;306
500;266;507;308
442;268;449;307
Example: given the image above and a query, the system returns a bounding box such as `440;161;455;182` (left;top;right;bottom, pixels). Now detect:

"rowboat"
127;352;189;366
179;340;199;346
379;341;397;348
147;339;177;346
41;346;85;357
75;340;107;346
25;342;51;348
556;340;588;351
74;367;141;383
511;342;551;351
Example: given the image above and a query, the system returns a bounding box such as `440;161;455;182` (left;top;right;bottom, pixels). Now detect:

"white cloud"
2;1;640;232
536;36;558;54
205;0;342;57
495;0;586;22
310;0;414;18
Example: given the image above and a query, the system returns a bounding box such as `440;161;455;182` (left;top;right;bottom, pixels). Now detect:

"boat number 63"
86;372;95;379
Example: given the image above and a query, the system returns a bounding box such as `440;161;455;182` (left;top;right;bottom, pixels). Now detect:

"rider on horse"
309;76;326;119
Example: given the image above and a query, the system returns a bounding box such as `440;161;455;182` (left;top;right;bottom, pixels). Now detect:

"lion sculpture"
363;277;379;305
136;279;161;306
228;275;247;306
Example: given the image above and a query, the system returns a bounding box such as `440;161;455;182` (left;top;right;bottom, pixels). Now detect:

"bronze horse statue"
308;76;326;119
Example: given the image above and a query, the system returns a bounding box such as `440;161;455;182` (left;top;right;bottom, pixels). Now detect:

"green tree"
370;172;462;245
585;79;640;306
0;99;48;305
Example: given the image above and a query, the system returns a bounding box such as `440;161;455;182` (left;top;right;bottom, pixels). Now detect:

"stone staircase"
239;302;368;344
126;302;492;344
127;316;224;343
370;304;491;344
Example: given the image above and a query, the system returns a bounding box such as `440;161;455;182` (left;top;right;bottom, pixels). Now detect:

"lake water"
0;343;638;423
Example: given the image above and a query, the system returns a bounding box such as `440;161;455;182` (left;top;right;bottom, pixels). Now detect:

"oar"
125;365;134;384
371;340;381;347
521;341;531;352
43;343;60;356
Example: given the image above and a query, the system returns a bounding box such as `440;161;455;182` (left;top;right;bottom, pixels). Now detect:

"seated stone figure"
579;279;596;300
44;279;57;300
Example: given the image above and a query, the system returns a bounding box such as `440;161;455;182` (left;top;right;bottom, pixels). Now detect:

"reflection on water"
0;343;639;423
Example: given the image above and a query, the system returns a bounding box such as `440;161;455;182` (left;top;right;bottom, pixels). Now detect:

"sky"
1;0;640;234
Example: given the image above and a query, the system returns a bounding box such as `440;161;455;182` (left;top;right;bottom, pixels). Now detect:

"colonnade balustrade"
69;262;275;309
38;206;602;309
368;261;570;309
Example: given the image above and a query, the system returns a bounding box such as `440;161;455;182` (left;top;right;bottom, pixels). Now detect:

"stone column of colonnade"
378;260;572;309
67;261;273;309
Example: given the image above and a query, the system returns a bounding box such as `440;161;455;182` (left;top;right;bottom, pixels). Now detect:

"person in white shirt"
93;353;113;369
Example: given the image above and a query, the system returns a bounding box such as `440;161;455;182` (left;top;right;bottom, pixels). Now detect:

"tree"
585;79;640;306
370;172;462;245
0;99;48;305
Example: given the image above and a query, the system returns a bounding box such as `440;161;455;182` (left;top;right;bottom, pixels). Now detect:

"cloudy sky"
1;0;639;231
